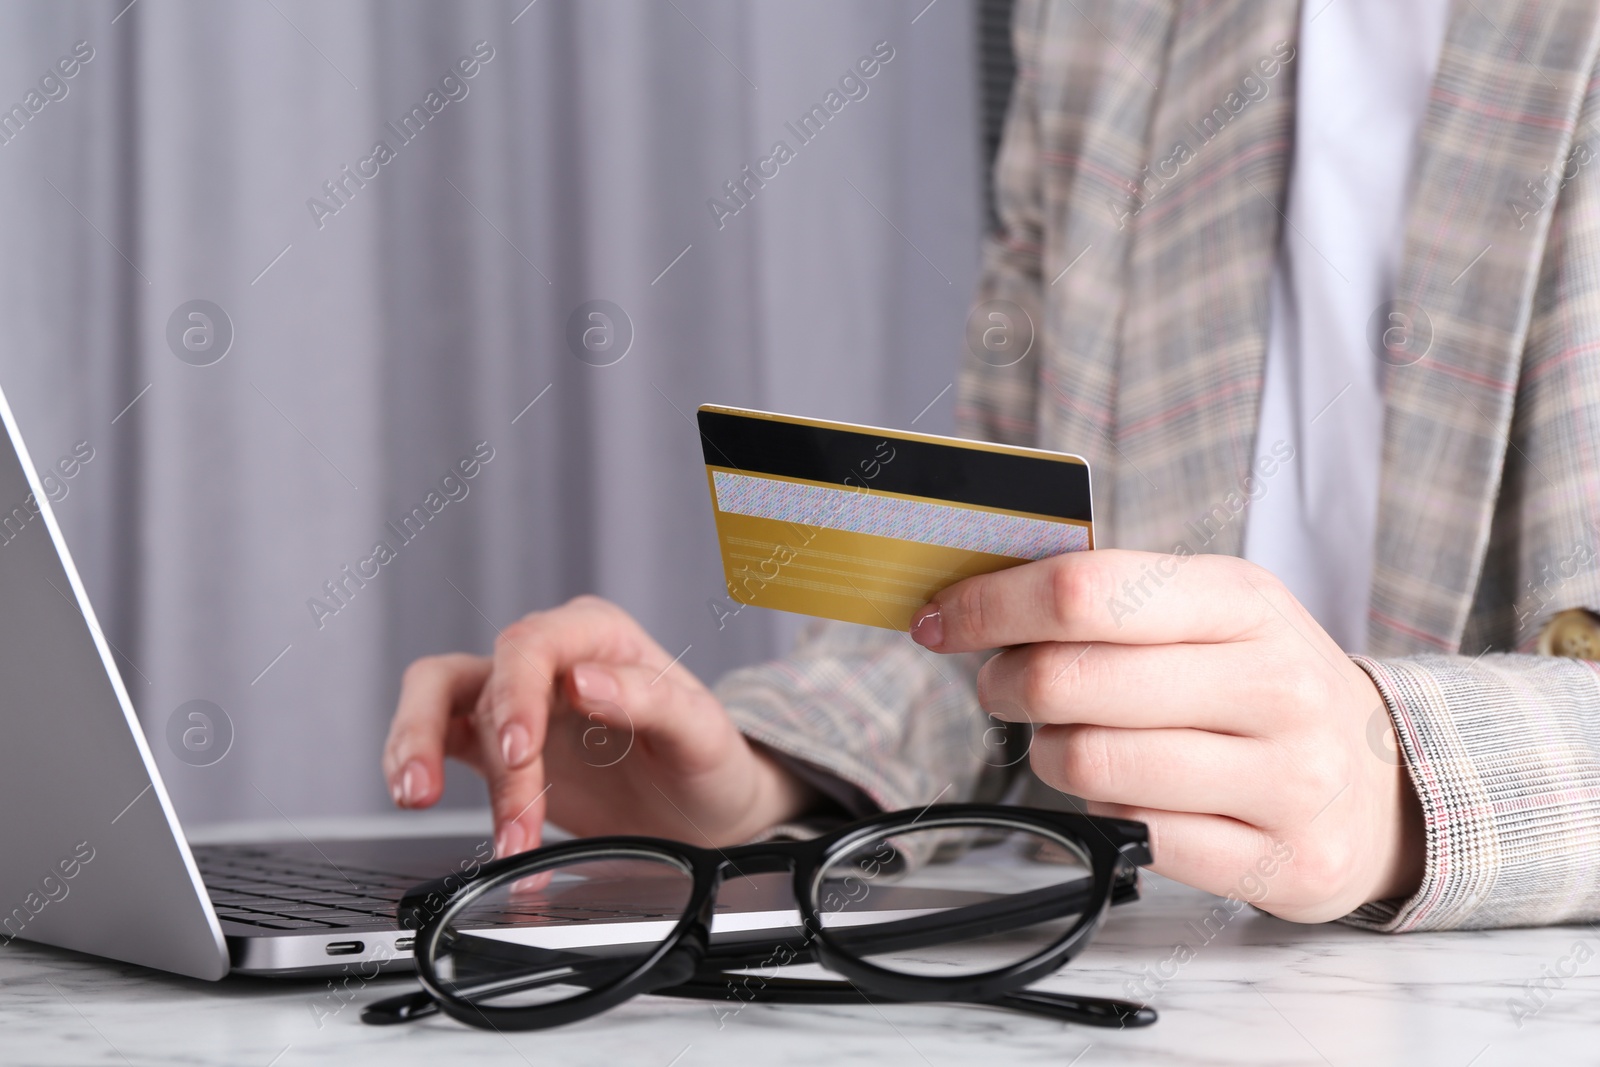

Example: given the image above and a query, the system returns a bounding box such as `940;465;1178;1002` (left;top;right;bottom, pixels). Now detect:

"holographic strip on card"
711;471;1089;559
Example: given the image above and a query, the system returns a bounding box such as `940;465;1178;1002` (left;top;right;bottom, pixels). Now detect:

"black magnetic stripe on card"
697;408;1092;522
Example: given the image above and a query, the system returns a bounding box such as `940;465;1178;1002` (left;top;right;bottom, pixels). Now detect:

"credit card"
697;404;1093;631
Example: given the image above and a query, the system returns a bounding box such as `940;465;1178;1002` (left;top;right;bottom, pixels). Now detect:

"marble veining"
1;818;1596;1066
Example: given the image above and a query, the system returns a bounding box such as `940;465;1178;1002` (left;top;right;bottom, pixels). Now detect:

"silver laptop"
0;383;797;979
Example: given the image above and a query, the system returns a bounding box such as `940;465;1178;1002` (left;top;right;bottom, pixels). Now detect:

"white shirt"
1243;0;1452;653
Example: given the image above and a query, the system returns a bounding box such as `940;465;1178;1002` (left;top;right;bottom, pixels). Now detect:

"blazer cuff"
719;683;937;818
712;622;990;823
755;742;880;821
1343;653;1600;932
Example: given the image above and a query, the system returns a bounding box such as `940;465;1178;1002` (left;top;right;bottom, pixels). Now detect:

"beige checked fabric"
718;0;1600;931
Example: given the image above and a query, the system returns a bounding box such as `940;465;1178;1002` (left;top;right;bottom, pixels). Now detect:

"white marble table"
2;812;1596;1066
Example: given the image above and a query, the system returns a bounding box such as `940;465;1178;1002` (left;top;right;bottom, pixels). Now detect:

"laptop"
0;383;799;980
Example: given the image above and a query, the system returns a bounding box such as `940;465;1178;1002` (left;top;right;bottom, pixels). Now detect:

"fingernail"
910;605;943;648
495;819;525;859
572;663;618;703
399;761;427;806
500;722;532;768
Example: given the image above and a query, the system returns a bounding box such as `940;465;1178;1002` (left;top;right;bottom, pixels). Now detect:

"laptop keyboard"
194;844;420;930
194;843;799;936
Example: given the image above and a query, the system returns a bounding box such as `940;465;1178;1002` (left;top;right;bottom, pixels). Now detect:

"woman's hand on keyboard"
383;595;819;858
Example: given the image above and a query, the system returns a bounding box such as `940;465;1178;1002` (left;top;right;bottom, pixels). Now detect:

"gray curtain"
0;0;981;825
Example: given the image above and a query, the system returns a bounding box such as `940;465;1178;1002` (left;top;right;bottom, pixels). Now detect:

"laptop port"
324;941;364;956
394;937;415;952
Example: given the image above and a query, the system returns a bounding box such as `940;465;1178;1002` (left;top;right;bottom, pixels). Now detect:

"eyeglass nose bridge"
710;847;800;882
696;846;814;947
713;832;821;877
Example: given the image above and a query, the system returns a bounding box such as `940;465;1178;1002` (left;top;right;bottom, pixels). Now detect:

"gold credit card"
698;404;1094;631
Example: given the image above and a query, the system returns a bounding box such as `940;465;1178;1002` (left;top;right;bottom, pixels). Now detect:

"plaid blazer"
718;0;1600;932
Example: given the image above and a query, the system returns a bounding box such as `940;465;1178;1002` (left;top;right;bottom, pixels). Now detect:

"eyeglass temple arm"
363;969;1157;1031
984;986;1156;1029
657;973;1156;1029
361;939;701;1026
362;988;439;1025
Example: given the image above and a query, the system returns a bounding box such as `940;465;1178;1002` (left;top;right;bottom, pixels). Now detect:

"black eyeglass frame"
397;803;1152;1032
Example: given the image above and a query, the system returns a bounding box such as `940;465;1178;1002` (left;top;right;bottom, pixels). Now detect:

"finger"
483;596;668;776
490;661;735;853
479;597;671;854
911;549;1284;652
1079;803;1302;915
488;758;550;859
1030;725;1283;824
976;639;1327;735
474;653;551;858
443;714;486;773
384;653;491;809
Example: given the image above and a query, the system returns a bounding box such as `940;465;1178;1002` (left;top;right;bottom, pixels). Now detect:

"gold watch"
1537;608;1600;659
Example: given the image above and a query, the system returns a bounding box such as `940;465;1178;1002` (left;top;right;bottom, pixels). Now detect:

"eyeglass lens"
426;850;696;1011
813;821;1097;977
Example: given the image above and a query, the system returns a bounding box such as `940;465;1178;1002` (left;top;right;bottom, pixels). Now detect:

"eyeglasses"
362;804;1156;1032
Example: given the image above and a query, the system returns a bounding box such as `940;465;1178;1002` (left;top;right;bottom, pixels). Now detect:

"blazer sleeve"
1345;653;1600;932
713;619;999;816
